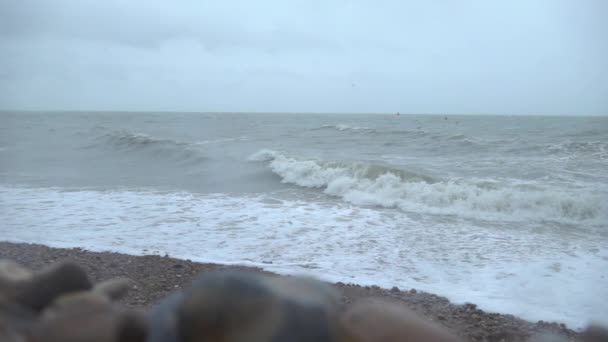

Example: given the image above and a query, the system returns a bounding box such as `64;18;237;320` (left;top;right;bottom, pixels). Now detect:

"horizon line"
1;109;607;117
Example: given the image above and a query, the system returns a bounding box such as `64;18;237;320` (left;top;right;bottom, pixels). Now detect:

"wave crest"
548;141;608;158
95;130;205;164
249;149;605;223
319;124;373;132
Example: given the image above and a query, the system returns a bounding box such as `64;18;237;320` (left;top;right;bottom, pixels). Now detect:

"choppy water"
1;112;607;328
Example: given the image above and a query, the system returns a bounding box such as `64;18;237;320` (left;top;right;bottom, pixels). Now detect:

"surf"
249;149;606;223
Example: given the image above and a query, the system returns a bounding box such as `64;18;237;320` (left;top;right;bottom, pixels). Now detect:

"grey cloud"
1;1;339;52
0;0;606;114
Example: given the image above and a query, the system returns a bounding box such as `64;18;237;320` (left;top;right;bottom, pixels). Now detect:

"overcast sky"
1;0;606;115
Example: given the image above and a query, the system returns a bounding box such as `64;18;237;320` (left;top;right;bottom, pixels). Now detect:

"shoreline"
0;241;581;341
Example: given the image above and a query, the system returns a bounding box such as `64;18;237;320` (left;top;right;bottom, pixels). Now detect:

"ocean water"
1;112;607;328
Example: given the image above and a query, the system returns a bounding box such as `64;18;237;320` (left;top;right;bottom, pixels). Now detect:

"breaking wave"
93;130;205;164
249;149;606;223
319;124;373;132
548;141;608;159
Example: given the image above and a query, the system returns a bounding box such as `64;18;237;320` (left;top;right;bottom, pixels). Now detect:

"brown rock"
339;299;462;342
582;325;608;342
31;295;146;342
16;262;92;312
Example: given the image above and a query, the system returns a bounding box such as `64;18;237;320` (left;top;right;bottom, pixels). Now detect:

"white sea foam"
248;150;607;223
248;149;281;161
1;186;606;329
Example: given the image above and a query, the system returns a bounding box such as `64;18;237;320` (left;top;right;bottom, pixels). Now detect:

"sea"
1;112;606;328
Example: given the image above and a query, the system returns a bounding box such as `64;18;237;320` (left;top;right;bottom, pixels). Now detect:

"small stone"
437;315;446;321
409;289;417;294
172;264;184;269
465;303;477;310
390;286;400;292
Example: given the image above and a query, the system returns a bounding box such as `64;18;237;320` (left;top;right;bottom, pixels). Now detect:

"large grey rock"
148;271;340;342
